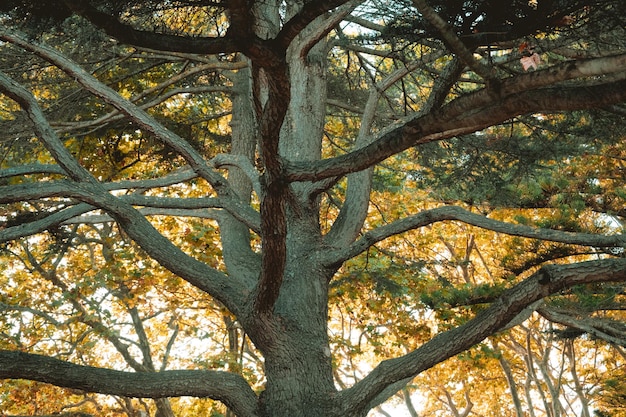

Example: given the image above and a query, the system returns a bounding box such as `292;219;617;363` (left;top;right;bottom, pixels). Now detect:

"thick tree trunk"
251;209;339;417
237;3;345;414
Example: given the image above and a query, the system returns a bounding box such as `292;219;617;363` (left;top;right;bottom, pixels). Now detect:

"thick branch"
337;258;626;414
286;53;626;182
324;206;626;266
286;75;626;182
61;0;239;54
0;350;258;417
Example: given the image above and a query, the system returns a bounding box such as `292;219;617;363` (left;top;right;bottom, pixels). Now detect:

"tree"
1;1;626;416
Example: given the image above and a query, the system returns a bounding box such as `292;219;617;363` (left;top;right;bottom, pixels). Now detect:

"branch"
0;30;235;196
0;179;252;315
60;0;239;55
411;0;496;81
0;71;96;182
122;195;260;233
0;181;260;238
0;164;66;179
286;0;362;60
537;307;626;347
211;154;262;198
325;58;426;246
0;302;61;327
0;350;259;417
337;258;626;414
324;206;626;266
60;208;224;225
0;30;260;244
106;166;199;190
0;203;94;243
55;85;230;131
276;0;355;51
286;73;626;182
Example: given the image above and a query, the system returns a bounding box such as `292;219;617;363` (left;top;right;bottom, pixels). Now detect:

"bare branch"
325;205;626;266
0;350;259;417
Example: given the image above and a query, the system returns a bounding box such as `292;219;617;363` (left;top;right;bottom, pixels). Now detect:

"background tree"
1;1;625;416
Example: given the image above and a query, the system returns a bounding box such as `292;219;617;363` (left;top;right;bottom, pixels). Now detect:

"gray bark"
1;2;626;417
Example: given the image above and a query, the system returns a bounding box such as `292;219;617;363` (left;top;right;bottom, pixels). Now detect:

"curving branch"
106;166;199;190
284;0;362;59
0;302;61;327
0;32;260;309
60;208;223;225
324;205;626;266
0;204;93;243
56;86;231;134
0;182;261;240
0;350;259;417
286;54;626;183
0;71;96;182
211;154;262;198
324;58;427;247
337;257;626;414
60;0;239;55
0;186;251;317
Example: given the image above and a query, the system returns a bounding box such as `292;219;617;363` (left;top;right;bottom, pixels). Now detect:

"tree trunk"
233;3;346;415
251;209;338;417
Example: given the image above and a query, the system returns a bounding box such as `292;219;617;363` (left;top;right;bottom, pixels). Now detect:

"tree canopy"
0;1;625;416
